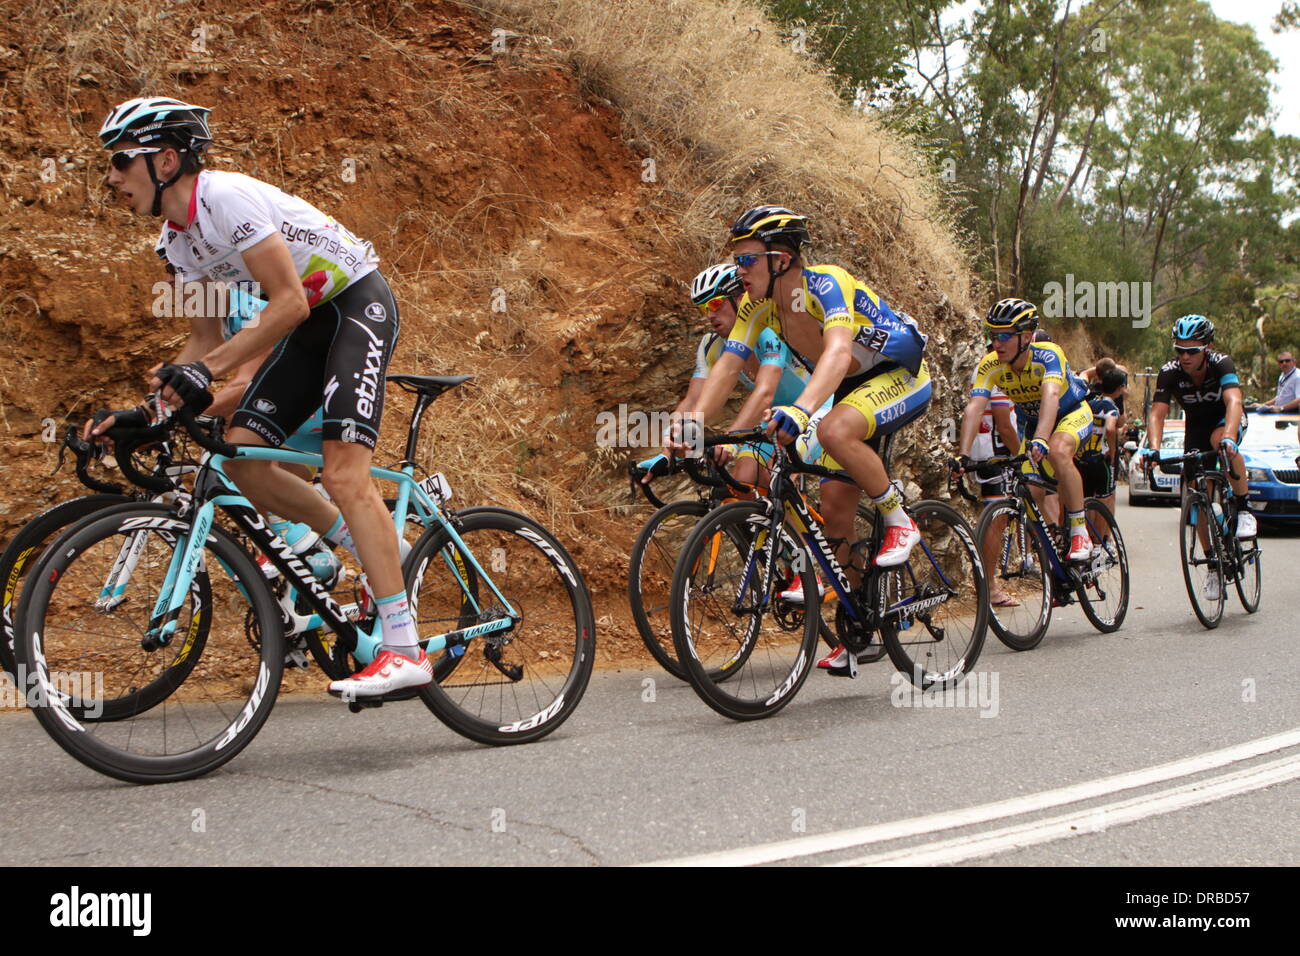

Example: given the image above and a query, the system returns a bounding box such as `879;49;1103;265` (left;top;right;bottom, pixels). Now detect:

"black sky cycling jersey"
1152;352;1242;427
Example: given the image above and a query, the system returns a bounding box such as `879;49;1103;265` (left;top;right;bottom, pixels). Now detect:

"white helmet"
690;263;742;307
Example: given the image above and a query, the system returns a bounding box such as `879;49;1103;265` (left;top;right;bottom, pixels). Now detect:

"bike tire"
880;500;988;689
407;507;595;745
1;493;130;678
1179;490;1225;629
975;497;1051;651
628;498;710;680
15;504;283;783
1076;498;1130;633
669;500;820;721
7;498;214;721
1234;534;1262;613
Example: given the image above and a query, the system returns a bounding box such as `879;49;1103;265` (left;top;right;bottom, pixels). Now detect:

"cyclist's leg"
979;476;1016;605
819;361;932;566
1047;405;1092;557
1211;418;1254;537
226;312;337;531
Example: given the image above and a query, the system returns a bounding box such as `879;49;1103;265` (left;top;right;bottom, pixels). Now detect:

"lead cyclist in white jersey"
92;96;426;697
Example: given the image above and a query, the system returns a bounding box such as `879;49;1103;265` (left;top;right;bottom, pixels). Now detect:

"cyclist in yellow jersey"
669;206;931;600
953;299;1094;562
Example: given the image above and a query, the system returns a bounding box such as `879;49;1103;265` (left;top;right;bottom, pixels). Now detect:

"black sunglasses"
109;146;163;172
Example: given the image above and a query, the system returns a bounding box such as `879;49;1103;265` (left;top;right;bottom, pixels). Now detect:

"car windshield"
1240;417;1300;452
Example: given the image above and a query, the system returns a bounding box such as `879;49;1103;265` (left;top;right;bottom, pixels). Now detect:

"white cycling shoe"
1236;511;1257;540
328;649;433;698
1067;533;1092;562
1203;573;1222;602
875;518;920;567
778;576;827;605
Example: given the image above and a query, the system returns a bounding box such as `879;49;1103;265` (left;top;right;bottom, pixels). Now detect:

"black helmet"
984;298;1039;333
729;205;811;254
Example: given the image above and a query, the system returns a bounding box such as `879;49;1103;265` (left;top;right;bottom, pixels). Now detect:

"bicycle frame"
139;445;519;668
728;433;960;632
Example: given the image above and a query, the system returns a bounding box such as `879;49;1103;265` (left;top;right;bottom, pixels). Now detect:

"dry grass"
467;0;979;321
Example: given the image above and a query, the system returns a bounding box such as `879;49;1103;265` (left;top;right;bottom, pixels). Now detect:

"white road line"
837;752;1300;866
647;726;1300;867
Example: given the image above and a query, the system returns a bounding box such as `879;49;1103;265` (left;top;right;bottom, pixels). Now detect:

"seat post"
403;393;434;466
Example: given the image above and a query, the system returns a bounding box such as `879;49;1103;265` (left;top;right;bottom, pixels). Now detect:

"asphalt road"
2;497;1297;866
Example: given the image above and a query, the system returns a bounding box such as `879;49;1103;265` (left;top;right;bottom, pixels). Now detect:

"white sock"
376;591;420;660
324;514;361;562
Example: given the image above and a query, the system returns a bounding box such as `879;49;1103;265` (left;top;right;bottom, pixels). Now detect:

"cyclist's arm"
729;362;780;431
207;350;272;420
791;325;853;414
993;403;1019;453
1105;414;1119;462
1147;401;1169;449
957;395;990;457
1034;382;1062;443
189;234;309;378
171;300;226;364
669;352;743;455
1221;387;1244;440
672;377;707;418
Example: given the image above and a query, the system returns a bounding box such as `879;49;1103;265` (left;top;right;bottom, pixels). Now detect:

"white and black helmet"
690;263;743;307
100;97;213;152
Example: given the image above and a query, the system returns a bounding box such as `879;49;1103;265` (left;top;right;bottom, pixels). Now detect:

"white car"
1127;421;1185;505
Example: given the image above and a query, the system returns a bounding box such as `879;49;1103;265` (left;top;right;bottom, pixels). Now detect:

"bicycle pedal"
335;692;385;711
284;649;311;669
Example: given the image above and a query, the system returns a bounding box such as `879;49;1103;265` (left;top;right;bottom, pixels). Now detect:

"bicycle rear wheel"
15;504;283;783
1;493;129;678
628;498;710;680
880;500;988;689
1179;490;1225;629
975;497;1051;651
407;507;595;745
670;500;820;721
1076;498;1129;633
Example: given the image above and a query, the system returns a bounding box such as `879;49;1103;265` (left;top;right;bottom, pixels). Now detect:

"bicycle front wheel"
880;500;988;689
1076;498;1130;633
670;500;820;721
1179;490;1225;629
975;497;1051;651
1234;533;1262;613
628;498;710;680
1;493;130;678
15;505;284;783
406;507;595;745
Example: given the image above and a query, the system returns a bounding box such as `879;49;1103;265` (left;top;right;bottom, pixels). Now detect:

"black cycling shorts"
1184;416;1246;454
232;271;399;451
1076;453;1115;499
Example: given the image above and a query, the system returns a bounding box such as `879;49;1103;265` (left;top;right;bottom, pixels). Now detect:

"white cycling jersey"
157;170;379;307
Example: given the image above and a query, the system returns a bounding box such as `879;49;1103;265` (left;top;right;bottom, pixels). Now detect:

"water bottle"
301;541;341;589
271;517;341;588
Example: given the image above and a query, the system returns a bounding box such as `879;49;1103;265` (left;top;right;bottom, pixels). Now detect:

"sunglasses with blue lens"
732;251;785;269
987;331;1019;344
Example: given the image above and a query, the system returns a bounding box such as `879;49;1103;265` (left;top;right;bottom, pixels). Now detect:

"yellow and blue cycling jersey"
722;265;927;378
971;342;1090;426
